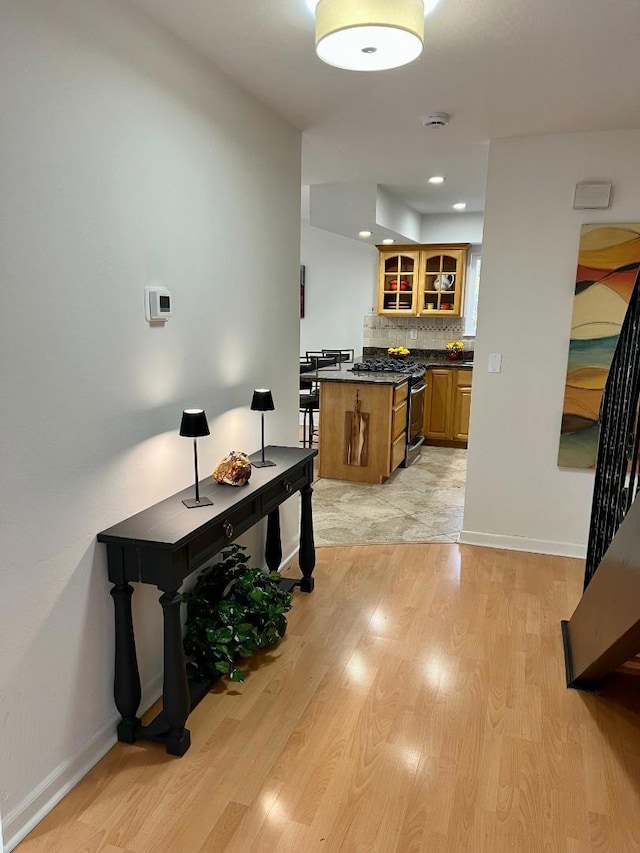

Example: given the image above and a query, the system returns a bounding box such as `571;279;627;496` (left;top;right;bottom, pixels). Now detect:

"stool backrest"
322;348;354;363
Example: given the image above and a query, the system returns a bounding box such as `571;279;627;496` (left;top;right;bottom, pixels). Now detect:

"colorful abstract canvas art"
558;224;640;468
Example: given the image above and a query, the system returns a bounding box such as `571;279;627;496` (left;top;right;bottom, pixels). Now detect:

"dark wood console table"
97;445;317;757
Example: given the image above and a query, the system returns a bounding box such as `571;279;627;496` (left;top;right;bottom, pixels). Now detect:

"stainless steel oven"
402;374;426;467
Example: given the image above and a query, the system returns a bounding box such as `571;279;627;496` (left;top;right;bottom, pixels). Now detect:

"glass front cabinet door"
377;250;420;315
376;244;469;317
418;246;468;316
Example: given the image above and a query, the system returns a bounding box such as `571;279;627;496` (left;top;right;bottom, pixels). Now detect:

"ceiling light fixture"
428;176;445;184
382;238;395;244
453;202;466;210
307;0;440;15
359;230;373;237
314;0;426;71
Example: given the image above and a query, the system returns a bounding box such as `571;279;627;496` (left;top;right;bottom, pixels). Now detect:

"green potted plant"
182;544;292;684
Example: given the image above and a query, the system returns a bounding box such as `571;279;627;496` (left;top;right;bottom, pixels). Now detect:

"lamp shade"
179;408;210;438
251;389;275;412
315;0;424;71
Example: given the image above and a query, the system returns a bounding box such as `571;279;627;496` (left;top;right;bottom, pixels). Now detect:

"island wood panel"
318;381;405;483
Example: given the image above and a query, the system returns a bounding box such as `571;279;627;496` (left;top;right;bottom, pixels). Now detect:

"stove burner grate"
350;358;425;378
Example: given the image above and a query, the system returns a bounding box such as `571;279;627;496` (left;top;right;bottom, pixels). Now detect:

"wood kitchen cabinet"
376;249;421;314
377;244;470;317
319;379;408;483
424;367;473;446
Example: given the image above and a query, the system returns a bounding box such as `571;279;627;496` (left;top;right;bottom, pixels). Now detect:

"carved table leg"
110;583;142;743
159;591;191;756
265;508;282;572
299;483;316;592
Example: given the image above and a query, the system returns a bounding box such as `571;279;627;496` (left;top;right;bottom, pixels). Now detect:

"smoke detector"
422;112;450;128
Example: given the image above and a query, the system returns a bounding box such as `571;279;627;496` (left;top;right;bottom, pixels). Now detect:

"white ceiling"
131;0;640;217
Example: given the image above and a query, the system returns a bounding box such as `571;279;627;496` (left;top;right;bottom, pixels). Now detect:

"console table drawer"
261;469;307;515
188;500;259;567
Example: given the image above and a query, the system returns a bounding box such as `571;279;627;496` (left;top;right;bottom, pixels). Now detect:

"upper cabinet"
377;249;421;314
377;243;470;317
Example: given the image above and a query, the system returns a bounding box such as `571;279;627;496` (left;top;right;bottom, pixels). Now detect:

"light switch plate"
488;353;502;373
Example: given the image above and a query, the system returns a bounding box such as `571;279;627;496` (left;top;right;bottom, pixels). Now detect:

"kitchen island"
303;354;473;483
304;362;411;484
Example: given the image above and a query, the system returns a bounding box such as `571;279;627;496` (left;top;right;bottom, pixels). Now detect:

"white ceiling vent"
422;112;450;128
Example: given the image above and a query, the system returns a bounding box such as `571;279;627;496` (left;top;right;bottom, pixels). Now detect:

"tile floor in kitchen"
310;445;467;546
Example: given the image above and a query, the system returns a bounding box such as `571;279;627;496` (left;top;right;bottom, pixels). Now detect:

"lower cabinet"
424;367;472;445
319;379;408;483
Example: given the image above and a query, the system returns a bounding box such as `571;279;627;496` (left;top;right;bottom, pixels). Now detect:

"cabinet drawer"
392;400;407;440
391;432;406;472
393;382;408;405
457;368;473;386
188;499;259;568
260;470;307;515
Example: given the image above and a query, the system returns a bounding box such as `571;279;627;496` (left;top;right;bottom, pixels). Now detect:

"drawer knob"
283;479;293;495
223;521;234;539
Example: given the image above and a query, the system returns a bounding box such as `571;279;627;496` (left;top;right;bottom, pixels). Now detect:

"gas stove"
350;358;425;379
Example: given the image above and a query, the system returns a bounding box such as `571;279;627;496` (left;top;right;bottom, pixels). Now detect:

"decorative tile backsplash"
363;314;475;351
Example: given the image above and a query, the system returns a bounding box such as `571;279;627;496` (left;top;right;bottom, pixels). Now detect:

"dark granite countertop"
301;363;410;386
301;351;474;385
363;346;474;368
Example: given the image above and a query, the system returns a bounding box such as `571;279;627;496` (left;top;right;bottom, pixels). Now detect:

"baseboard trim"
4;671;163;853
459;529;586;559
279;541;300;572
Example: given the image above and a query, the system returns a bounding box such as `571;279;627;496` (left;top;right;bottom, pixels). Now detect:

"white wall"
300;222;378;356
421;212;484;244
462;129;640;557
376;187;421;242
0;1;301;848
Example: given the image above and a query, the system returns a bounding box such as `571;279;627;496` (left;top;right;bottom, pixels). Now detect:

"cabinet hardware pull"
283;479;293;495
223;521;234;539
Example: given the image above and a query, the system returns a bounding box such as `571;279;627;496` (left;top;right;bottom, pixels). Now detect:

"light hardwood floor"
16;544;640;852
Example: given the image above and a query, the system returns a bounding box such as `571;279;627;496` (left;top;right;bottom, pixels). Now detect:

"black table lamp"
251;389;276;468
180;408;213;508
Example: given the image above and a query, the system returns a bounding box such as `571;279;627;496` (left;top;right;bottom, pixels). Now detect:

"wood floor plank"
15;543;640;853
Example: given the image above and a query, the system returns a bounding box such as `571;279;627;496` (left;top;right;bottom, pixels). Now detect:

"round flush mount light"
382;238;395;244
453;202;467;210
428;176;445;184
315;0;425;71
359;230;373;238
308;0;440;15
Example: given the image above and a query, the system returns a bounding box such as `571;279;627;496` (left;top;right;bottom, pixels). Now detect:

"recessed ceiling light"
453;202;467;210
382;238;395;244
428;176;445;184
359;230;372;238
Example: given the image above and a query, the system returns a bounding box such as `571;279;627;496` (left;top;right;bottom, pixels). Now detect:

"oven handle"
410;380;426;395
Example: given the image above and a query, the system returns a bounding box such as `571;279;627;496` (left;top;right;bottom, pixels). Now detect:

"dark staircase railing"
562;263;640;689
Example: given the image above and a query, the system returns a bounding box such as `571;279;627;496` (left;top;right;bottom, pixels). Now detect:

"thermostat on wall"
145;286;172;322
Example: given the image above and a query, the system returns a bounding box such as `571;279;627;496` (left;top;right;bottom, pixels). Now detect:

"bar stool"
299;360;319;448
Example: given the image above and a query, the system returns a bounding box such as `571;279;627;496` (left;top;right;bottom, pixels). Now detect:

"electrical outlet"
409;328;418;340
